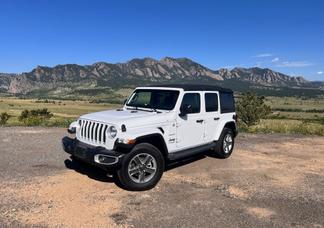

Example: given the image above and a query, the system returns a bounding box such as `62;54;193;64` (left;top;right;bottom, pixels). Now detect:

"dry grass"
265;96;324;110
244;119;324;136
0;97;120;127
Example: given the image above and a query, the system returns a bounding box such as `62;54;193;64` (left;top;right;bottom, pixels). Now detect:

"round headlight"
107;126;117;138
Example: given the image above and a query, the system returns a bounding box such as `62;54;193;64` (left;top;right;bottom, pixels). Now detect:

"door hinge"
168;138;176;143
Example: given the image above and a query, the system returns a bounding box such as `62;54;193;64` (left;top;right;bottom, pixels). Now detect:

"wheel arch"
224;121;238;137
135;133;168;159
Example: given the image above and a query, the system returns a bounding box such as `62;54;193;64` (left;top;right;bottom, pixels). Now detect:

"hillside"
0;57;323;99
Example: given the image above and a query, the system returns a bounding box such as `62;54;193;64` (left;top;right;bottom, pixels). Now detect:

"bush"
21;117;43;126
236;92;271;127
18;108;53;126
0;112;10;125
35;99;56;104
246;119;324;136
43;118;74;127
19;109;29;121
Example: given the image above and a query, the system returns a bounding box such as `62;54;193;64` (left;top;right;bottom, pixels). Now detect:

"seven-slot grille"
79;119;109;144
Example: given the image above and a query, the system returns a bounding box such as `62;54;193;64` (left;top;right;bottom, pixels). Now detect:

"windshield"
126;89;179;111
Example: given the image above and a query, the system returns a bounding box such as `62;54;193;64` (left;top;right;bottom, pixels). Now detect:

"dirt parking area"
0;127;323;227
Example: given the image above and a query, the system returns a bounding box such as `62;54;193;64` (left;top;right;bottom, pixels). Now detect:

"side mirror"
123;99;127;105
179;104;192;117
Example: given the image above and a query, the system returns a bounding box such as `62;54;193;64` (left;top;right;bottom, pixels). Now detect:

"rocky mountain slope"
0;57;321;96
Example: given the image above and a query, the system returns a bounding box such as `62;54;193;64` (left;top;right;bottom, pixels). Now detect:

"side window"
205;93;218;112
220;92;235;113
181;93;201;114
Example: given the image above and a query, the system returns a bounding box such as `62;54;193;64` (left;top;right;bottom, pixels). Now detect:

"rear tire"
213;127;234;159
116;143;165;191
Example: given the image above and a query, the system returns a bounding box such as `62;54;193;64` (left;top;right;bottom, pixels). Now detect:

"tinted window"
220;92;235;113
205;93;218;112
181;93;200;114
127;89;179;110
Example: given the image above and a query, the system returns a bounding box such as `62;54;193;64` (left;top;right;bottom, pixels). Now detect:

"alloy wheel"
223;134;233;154
127;153;157;183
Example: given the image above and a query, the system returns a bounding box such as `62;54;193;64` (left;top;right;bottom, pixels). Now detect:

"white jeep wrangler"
62;84;237;190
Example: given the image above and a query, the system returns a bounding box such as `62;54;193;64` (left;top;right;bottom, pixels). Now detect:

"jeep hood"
80;109;171;127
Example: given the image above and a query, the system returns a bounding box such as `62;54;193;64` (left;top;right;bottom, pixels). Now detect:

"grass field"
243;119;324;135
265;96;324;125
0;96;323;135
0;98;120;127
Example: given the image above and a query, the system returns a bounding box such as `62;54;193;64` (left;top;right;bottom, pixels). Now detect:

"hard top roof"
147;84;233;93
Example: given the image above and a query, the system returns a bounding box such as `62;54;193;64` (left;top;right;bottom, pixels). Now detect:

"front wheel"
116;143;165;191
213;127;235;159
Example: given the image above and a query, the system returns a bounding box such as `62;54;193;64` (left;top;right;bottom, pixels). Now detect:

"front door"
176;92;205;150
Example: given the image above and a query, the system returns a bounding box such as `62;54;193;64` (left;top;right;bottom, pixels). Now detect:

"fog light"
99;156;106;163
94;154;118;165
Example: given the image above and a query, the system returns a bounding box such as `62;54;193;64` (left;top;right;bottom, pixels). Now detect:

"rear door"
203;92;220;142
176;92;205;150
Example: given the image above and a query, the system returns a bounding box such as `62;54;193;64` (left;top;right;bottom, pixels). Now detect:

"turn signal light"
127;139;136;144
117;138;136;145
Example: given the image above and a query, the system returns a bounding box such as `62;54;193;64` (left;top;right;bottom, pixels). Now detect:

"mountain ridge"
0;57;322;97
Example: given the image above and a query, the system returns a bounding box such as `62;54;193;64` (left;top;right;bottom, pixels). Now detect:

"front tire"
213;127;235;159
116;143;165;191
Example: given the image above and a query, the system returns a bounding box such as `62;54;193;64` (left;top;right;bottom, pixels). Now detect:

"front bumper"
62;136;124;169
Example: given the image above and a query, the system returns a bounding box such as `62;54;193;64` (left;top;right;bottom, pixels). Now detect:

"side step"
167;142;218;161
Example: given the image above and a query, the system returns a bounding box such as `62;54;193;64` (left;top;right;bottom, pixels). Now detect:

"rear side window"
220;92;235;113
181;93;201;114
205;93;218;112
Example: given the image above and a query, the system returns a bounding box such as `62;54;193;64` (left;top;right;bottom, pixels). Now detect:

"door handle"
196;119;204;123
214;117;220;121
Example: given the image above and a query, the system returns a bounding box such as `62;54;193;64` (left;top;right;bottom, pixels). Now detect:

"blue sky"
0;0;323;81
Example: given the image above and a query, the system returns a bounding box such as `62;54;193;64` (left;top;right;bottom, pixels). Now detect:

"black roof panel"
148;84;233;93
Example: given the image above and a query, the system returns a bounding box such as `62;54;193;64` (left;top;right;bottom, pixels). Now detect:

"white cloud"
271;57;279;63
317;71;323;75
253;53;273;58
276;61;315;67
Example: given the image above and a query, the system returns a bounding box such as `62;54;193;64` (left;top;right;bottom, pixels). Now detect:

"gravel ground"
0;127;323;227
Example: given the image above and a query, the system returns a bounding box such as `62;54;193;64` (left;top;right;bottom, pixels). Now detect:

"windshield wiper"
126;105;162;113
126;106;153;112
149;107;162;113
126;106;138;110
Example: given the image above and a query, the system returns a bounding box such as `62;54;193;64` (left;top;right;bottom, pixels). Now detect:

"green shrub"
246;119;324;136
0;112;10;125
43;118;74;127
18;108;53;126
21;117;43;126
35;99;56;104
19;109;29;121
236;92;271;127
